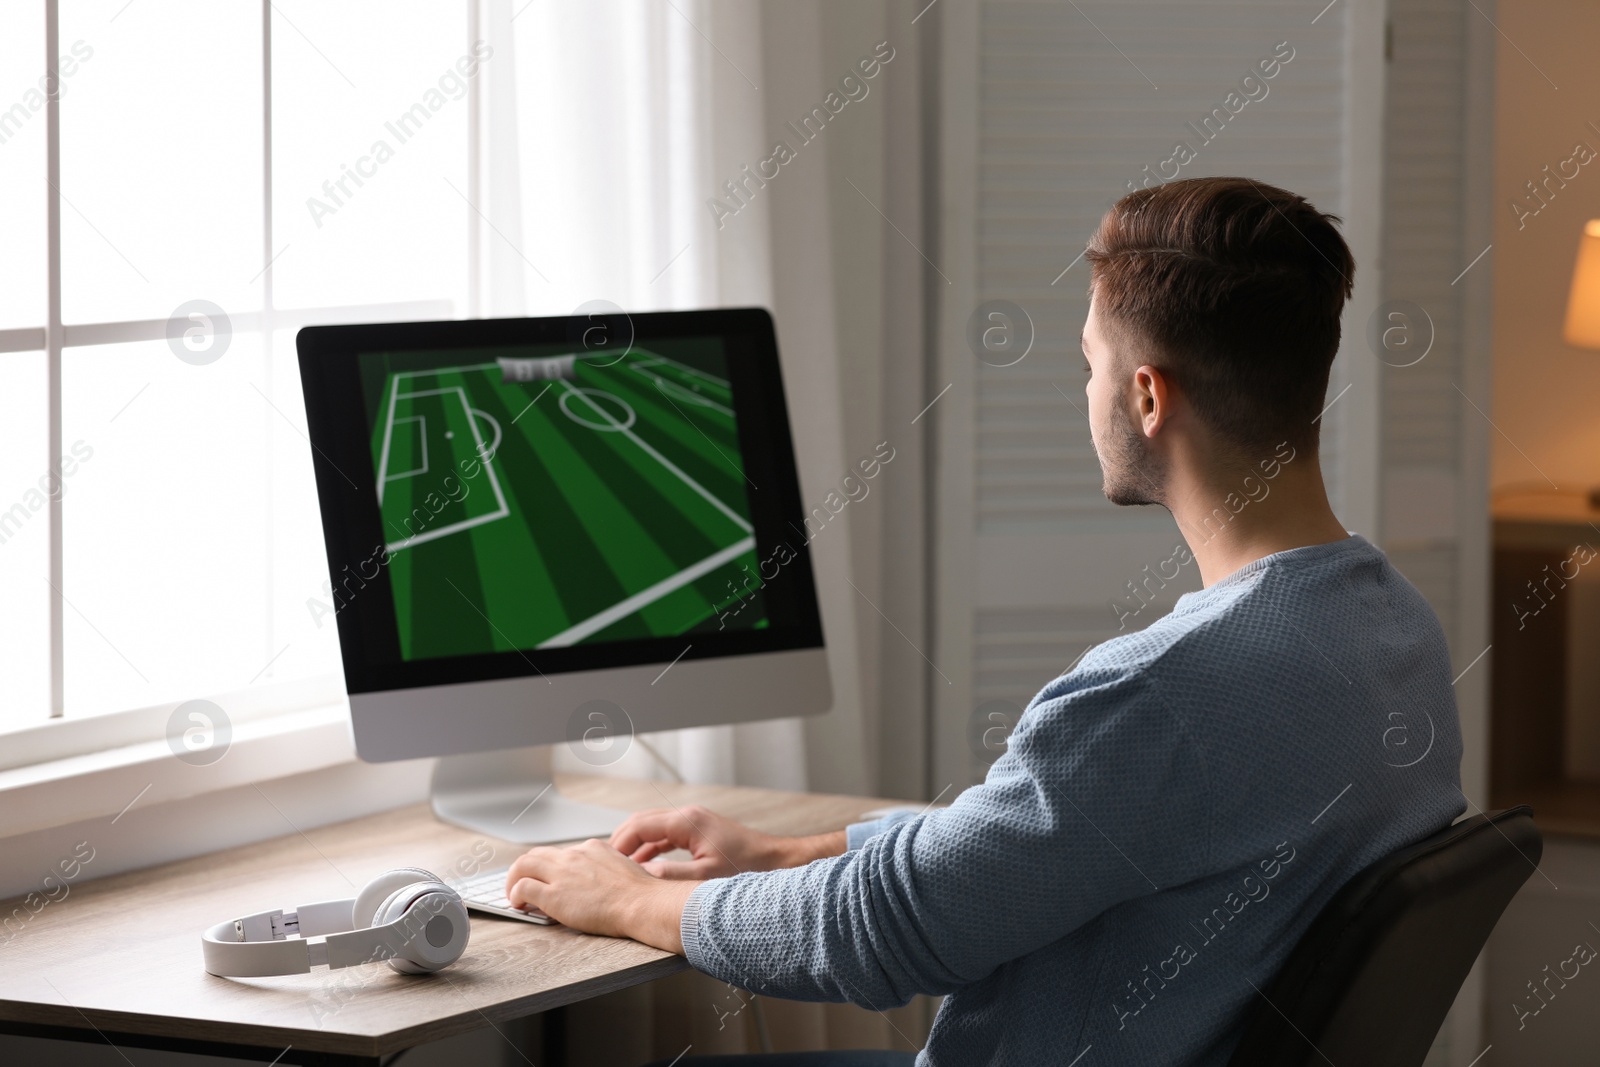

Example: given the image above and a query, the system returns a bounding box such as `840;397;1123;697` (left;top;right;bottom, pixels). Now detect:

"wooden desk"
0;775;895;1066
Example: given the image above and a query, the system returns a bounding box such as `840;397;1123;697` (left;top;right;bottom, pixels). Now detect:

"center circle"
559;389;637;432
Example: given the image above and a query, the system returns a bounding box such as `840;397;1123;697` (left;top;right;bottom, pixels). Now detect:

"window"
2;1;475;738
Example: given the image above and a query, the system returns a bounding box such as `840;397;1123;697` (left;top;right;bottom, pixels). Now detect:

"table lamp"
1567;219;1600;348
1563;219;1600;509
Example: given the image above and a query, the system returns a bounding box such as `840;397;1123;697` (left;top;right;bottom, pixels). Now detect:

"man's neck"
1165;446;1351;587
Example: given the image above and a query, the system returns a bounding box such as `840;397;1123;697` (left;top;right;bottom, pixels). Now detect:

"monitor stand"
430;746;629;845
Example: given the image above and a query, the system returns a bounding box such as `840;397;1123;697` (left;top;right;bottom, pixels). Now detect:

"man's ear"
1133;364;1171;438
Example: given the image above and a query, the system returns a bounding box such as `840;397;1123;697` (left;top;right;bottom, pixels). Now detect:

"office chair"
1227;805;1541;1067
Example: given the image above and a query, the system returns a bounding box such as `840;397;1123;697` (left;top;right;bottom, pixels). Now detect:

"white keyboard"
453;867;555;925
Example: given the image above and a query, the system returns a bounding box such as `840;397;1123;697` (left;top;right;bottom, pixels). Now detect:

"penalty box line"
377;357;501;504
383;415;430;480
380;383;511;553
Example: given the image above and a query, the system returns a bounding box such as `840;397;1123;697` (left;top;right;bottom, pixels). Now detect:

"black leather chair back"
1227;805;1541;1067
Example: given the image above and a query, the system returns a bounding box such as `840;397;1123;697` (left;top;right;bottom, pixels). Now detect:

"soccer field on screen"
366;346;766;661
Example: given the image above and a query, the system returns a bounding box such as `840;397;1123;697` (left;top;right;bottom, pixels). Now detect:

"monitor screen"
298;309;824;697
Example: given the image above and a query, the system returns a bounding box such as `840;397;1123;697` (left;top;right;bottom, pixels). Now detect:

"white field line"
383;386;511;553
394;361;499;381
630;352;730;390
537;537;756;648
558;381;751;535
387;506;510;554
376;362;494;507
375;370;403;506
382;416;429;480
628;361;735;417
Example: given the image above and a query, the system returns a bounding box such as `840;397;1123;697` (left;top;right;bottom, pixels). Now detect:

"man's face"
1082;302;1166;507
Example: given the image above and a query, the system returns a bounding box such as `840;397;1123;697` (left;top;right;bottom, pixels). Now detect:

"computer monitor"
297;307;831;843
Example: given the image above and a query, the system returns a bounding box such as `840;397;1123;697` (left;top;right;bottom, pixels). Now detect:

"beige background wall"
1482;3;1600;1065
1490;0;1600;491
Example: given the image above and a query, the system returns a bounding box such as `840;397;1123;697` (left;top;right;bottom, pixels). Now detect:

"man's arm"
782;830;848;866
678;669;1209;1008
503;812;846;953
509;666;1207;1010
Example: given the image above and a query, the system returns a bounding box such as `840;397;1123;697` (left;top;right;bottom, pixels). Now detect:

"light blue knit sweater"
681;535;1465;1065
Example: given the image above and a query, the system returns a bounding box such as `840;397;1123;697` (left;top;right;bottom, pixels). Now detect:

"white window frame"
0;0;483;822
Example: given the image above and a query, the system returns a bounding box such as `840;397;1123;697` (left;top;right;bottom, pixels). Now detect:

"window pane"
63;337;275;715
60;1;262;324
63;334;342;716
0;353;51;730
270;1;468;311
0;4;46;330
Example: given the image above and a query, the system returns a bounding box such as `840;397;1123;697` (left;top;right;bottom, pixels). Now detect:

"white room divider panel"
932;0;1387;791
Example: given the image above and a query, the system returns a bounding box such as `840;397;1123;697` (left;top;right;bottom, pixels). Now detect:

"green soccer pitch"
368;348;765;661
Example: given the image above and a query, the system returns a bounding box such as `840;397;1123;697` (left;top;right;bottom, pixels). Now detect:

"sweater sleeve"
679;666;1210;1007
845;809;921;851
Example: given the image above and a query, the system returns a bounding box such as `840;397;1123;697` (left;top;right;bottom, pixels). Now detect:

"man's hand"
609;805;845;880
505;839;697;953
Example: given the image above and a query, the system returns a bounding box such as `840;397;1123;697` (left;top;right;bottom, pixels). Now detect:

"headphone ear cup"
373;880;469;975
354;867;442;930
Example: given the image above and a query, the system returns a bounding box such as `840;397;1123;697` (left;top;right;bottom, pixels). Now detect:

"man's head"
1080;177;1354;506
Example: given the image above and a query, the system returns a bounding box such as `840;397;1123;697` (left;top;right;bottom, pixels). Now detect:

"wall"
1489;0;1600;491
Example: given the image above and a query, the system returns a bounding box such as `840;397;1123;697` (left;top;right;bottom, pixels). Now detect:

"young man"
505;177;1465;1066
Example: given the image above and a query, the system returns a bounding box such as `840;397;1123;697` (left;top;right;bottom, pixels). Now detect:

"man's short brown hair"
1084;177;1355;454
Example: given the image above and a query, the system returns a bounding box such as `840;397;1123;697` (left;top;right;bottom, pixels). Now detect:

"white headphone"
202;867;470;977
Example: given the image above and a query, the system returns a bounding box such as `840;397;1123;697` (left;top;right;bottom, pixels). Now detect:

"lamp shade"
1565;219;1600;349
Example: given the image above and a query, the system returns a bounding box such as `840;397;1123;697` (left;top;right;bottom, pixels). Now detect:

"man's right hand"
609;805;845;880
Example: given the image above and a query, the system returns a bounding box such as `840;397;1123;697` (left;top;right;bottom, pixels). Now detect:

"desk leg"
541;1003;568;1066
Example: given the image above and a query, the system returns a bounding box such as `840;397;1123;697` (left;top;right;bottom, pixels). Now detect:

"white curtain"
481;0;865;793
